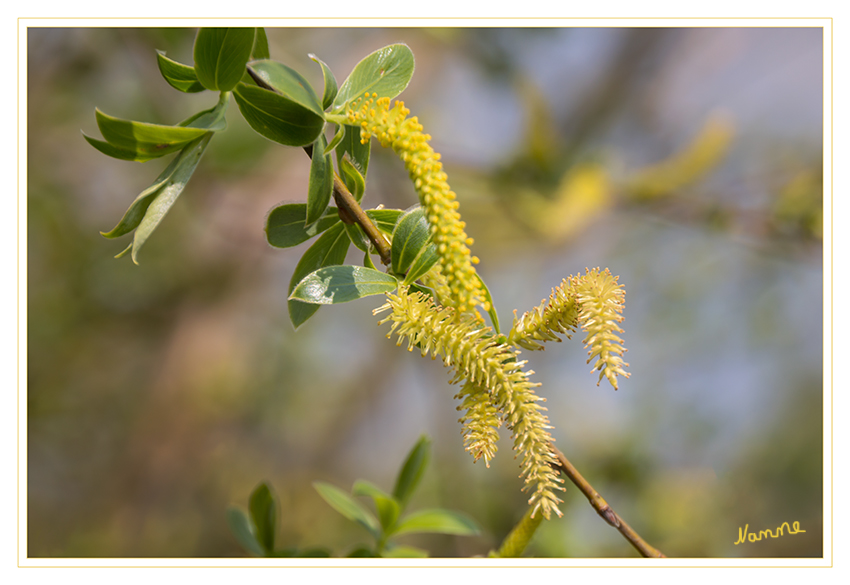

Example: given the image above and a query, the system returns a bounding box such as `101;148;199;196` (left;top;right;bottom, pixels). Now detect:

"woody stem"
302;145;392;265
550;442;666;558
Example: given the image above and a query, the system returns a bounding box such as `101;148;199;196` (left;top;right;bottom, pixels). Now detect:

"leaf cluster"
87;27;413;272
226;437;479;558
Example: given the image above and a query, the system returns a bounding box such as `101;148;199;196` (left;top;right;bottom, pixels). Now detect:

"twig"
302;145;392;265
550;442;666;558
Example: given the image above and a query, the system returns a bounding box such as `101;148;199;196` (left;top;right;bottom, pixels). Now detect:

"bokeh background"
26;26;824;558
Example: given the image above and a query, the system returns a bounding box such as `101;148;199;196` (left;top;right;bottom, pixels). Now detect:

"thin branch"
550;442;666;558
302;145;392;265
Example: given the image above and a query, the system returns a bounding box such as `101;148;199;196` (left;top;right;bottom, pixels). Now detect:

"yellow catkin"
456;381;501;467
346;94;486;317
374;287;564;519
509;268;630;390
574;268;630;390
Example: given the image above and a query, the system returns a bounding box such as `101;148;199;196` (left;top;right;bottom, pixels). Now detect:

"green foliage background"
27;27;823;558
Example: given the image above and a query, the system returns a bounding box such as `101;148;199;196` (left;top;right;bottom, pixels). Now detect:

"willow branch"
302;145;392;265
550;442;666;558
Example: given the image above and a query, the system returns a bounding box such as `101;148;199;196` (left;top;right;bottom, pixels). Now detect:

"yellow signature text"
734;521;806;545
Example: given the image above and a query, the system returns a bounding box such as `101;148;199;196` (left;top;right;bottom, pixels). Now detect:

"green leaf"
332;44;415;112
366;208;403;234
476;273;500;334
248;482;277;554
193;27;255;91
313;481;380;539
226;507;264;557
309;53;339;111
100;153;185;238
336;125;370;184
82;133;160;162
339;154;365;203
155;50;206;93
288;222;350;329
392;435;430;508
289;265;398;305
233;82;325;147
127;133;213;264
266;204;339;248
382;544;429;558
252;28;270;60
391;206;431;275
100;132;212;263
393;509;480;537
363;250;378;271
94;108;208;159
402;242;439;286
346;546;377;557
247;60;325;118
324;124;345;155
352;480;400;533
344;222;371;253
307;133;334;227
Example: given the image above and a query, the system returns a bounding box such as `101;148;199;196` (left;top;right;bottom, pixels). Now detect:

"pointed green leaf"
344;222;371;253
352;480;400;532
252;28;270;60
313;481;380;539
95;108;208;159
156;50;206;93
393;509;480;537
307;133;333;226
476;273;500;334
226;507;264;557
336;125;370;186
309;53;339;111
382;544;429;558
247;60;324;117
391;206;432;275
290;265;398;305
339;154;365;202
288;222;350;329
366;208;403;234
129;133;212;263
83;133;161;162
248;482;277;554
332;44;415;112
363;250;378;271
193;27;255;91
266;204;339;248
403;242;439;286
233;82;325;147
101;133;211;243
324;124;345;156
392;435;431;507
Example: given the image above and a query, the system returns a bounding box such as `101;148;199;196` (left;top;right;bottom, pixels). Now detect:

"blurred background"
26;26;824;558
